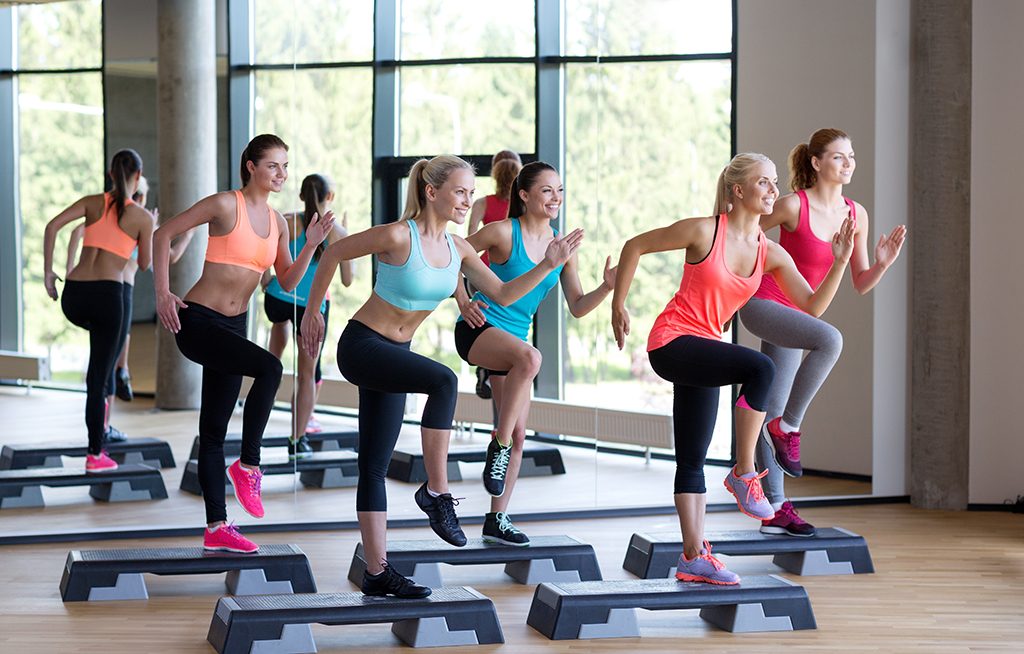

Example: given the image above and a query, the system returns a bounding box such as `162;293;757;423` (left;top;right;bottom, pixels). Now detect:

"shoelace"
434;494;464;528
489;443;511;480
221;522;244;539
785;433;801;460
696;541;725;570
781;503;807;525
247;468;263;495
496;512;522;535
739;470;768;503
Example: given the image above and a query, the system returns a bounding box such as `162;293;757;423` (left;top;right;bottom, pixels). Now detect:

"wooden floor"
0;504;1022;652
0;387;869;538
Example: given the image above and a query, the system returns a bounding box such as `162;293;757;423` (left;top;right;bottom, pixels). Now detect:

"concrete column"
909;0;971;509
155;0;216;408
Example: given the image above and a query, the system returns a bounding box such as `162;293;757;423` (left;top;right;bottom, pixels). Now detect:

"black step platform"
622;528;875;578
60;544;316;601
527;575;816;639
347;535;602;589
387;442;565;483
179;451;359;495
0;463;167;509
0;437;176;470
207;586;504;653
188;430;359;460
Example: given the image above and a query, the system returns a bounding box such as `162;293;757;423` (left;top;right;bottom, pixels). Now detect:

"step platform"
207;586;504;653
622;528;875;578
527;575;816;639
347;535;602;589
60;544;317;601
188;430;359;460
387;442;566;483
0;463;167;509
0;437;176;470
179;451;359;496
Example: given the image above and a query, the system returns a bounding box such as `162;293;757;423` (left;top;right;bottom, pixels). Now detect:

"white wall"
736;0;911;489
970;0;1024;505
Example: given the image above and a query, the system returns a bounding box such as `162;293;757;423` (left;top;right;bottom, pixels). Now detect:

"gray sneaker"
723;466;774;519
675;541;740;585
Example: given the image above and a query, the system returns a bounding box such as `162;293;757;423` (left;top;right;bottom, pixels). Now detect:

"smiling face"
518;169;563;220
813;138;856;186
247;147;289;193
427;167;475;225
733;160;779;215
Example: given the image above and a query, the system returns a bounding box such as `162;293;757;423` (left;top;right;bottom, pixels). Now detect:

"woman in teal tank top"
453;162;617;546
262;173;353;456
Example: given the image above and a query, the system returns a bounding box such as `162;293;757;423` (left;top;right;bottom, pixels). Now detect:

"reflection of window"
565;0;732;57
400;0;535;59
253;0;373;64
399;65;534;156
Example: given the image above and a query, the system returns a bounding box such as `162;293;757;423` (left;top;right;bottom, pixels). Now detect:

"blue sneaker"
723;466;774;519
675;541;740;585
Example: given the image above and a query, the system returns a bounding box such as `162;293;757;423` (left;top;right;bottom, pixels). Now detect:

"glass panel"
564;60;732;454
400;0;535;59
565;0;732;57
399;64;534;156
253;0;373;64
253;67;373;376
16;0;102;70
19;72;105;383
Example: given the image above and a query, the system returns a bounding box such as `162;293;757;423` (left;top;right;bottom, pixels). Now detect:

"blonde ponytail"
400;155;475;221
711;152;773;216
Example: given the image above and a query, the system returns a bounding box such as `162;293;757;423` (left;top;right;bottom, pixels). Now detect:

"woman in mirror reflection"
262;173;353;459
153;134;334;554
42;148;154;472
738;128;906;537
300;155;583;598
611;152;854;584
454;161;616;547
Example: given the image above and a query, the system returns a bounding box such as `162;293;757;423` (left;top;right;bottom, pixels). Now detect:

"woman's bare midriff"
67;247;131;283
183;262;263;317
349;293;432;343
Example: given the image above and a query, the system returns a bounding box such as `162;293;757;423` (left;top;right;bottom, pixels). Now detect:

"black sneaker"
413;483;467;547
475;367;492;399
287;434;313;459
361;562;431;599
114;368;133;402
482;437;512;497
103;425;128;443
482;511;530;547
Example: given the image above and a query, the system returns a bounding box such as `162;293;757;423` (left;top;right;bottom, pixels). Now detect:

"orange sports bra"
82;193;138;259
205;190;280;274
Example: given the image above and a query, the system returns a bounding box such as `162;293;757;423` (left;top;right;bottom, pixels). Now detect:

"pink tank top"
754;189;856;311
480;194;510;266
648;213;767;350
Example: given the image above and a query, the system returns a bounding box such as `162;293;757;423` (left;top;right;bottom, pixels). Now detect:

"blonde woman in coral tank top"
611;153;854;585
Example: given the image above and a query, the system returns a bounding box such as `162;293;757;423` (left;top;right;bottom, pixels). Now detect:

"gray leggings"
738;297;843;504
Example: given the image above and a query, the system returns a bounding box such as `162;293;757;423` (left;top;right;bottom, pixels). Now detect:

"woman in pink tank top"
611;153;854;585
738;129;907;537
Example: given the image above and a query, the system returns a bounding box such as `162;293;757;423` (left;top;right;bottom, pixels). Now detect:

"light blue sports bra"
374;220;460;311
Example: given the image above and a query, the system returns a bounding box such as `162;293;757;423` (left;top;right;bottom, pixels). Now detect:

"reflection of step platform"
527;575;816;639
188;430;359;459
179;451;359;495
0;463;167;509
347;536;603;589
623;528;875;578
60;544;317;601
1;438;176;470
387;442;566;483
207;586;504;653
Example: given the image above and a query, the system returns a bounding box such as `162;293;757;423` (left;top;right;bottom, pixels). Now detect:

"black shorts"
264;294;330;336
453;320;508;376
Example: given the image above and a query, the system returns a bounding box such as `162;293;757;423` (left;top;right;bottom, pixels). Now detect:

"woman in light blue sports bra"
298;155;583;600
262;173;353;457
453;162;617;546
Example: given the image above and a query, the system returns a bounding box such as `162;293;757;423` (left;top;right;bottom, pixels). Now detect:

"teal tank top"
374;220;460;311
461;218;563;341
265;230;326;312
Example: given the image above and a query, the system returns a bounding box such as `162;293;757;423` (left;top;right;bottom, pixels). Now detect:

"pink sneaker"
765;417;803;477
227;460;264;518
203;522;258;553
306;416;323;434
85;451;119;472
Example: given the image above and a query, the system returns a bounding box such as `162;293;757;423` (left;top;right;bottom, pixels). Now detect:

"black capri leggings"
647;335;775;494
61;280;124;455
337;320;458;512
175;303;283;524
263;293;330;383
105;282;133;396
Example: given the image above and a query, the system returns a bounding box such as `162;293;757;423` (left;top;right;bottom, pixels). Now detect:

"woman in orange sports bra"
611;152;854;585
42;149;154;472
153;134;334;554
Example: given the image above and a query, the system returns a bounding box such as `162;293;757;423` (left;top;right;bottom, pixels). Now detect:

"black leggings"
105;282;133;396
648;335;775;494
175;303;283;524
337;320;458;512
264;293;330;383
61;280;124;454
